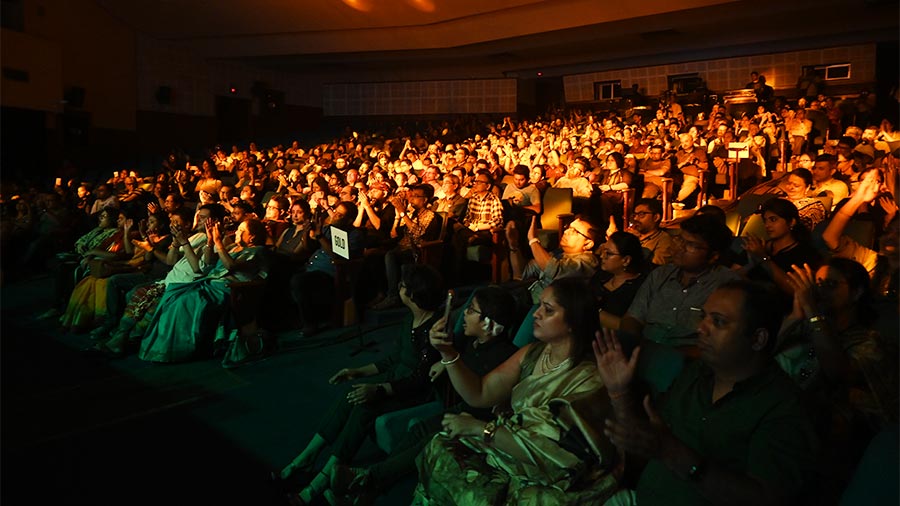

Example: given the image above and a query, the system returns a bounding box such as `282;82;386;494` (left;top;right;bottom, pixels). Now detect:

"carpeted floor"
1;274;429;505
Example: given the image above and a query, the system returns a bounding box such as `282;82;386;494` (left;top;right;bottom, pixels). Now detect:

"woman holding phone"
413;277;620;505
327;286;520;504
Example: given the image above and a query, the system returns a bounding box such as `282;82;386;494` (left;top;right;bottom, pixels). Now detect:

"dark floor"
1;274;433;506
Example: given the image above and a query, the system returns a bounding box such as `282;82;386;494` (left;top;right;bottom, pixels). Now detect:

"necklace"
540;346;570;374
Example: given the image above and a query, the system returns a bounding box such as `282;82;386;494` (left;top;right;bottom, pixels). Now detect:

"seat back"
840;428;899;506
724;210;742;236
739;212;768;239
735;193;777;219
540;187;573;231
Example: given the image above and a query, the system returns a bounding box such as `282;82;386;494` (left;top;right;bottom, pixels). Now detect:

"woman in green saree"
414;276;620;506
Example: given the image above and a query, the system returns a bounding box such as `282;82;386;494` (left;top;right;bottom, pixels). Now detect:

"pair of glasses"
564;225;591;241
632;211;653;218
815;278;846;290
464;305;483;316
599;249;621;258
673;235;709;253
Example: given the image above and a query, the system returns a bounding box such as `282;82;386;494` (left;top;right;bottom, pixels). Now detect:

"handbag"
549;390;619;469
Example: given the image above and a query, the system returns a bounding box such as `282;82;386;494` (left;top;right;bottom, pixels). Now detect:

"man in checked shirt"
450;170;504;280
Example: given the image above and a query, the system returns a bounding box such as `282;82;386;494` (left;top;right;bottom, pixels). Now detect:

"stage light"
537;72;543;77
229;86;237;94
341;0;373;12
407;0;436;12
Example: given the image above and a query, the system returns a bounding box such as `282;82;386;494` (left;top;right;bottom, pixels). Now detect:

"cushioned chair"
724;210;742;236
634;340;685;395
734;193;777;220
465;228;509;283
839;427;899;506
739;212;768;239
332;257;366;327
536;187;574;250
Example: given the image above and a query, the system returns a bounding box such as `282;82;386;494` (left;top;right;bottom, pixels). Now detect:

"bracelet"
808;315;826;324
440;353;461;365
528;238;540;246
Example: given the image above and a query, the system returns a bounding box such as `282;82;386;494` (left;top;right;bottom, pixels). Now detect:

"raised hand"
854;171;882;203
741;234;767;259
592;329;640;396
428;315;455;356
603;395;666;459
785;263;819;320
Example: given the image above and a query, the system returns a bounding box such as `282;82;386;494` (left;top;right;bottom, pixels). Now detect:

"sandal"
286;470;330;505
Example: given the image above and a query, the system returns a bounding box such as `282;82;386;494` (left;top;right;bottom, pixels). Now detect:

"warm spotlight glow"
341;0;373;12
537;72;543;76
406;0;436;12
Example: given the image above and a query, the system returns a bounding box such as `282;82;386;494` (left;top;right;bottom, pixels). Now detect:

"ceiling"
96;0;899;77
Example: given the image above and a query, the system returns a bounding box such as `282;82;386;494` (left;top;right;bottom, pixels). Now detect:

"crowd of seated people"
1;80;898;504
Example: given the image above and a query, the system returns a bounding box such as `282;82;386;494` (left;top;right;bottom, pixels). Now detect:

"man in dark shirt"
595;280;817;506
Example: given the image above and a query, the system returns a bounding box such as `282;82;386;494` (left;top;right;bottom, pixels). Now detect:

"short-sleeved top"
501;183;541;209
636;229;674;266
636;361;817;506
743;240;822;311
831;234;878;275
810;178;849;210
593;272;647;317
524;252;599;304
553;176;593;199
626;264;740;345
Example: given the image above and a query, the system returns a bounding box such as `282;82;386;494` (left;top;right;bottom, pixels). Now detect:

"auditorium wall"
563;43;877;103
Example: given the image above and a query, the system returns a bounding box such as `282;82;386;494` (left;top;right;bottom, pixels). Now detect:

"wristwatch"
482;421;499;443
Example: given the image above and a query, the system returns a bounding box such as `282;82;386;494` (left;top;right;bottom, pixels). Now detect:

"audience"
5;82;897;505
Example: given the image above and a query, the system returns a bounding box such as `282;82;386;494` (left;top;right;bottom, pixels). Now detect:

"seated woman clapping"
137;218;269;363
413;277;620;506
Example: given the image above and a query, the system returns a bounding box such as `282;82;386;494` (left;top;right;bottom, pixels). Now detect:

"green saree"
413;342;620;506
